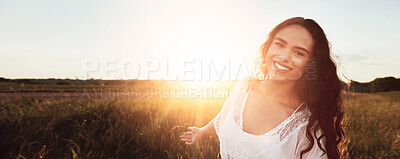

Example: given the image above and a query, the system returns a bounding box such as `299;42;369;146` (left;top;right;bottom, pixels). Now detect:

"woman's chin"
269;73;298;82
269;75;290;81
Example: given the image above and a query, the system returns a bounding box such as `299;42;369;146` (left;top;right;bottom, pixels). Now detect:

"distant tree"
0;77;10;82
56;81;71;85
348;80;372;93
371;77;400;92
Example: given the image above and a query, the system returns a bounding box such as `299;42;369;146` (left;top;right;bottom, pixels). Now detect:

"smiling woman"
265;24;314;81
180;17;344;159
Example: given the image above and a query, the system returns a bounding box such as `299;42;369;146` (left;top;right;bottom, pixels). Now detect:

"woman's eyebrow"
294;46;310;55
274;37;310;55
274;37;287;44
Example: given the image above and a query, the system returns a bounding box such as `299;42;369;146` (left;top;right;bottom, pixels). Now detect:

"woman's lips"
274;61;292;72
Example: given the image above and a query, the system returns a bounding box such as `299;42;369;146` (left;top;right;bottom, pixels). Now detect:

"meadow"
0;81;399;159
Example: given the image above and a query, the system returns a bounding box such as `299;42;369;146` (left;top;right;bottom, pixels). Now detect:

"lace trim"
233;79;250;128
215;77;250;135
270;109;310;140
233;78;311;140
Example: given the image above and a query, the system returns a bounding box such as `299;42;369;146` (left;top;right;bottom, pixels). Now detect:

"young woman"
180;17;344;159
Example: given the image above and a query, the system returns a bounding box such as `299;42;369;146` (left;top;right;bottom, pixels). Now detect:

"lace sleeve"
214;76;250;136
295;127;328;159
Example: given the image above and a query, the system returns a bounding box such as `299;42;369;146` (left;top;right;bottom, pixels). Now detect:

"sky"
0;0;399;82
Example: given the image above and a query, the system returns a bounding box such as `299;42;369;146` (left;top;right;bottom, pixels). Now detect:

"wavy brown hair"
248;17;345;159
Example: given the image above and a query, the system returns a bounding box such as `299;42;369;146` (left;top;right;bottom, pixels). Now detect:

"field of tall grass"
341;92;400;158
0;89;399;158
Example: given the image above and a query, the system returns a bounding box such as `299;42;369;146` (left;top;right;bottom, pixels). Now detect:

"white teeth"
274;62;290;71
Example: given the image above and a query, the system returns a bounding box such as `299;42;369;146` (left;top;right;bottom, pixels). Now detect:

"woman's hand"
180;126;204;145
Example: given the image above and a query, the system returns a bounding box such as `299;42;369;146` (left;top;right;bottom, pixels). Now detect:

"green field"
0;85;399;158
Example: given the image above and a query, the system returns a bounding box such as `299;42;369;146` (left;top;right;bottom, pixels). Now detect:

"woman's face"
265;24;314;81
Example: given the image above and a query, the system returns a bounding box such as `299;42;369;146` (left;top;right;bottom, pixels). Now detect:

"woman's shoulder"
236;76;261;92
231;76;252;92
237;76;252;85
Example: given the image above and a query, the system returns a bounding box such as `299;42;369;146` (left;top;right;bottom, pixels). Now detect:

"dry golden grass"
0;90;399;158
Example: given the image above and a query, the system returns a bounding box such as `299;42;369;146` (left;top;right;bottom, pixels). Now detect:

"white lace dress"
214;77;328;159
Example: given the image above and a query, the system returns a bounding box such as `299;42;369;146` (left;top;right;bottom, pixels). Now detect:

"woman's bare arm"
180;77;247;145
200;117;217;137
179;117;217;145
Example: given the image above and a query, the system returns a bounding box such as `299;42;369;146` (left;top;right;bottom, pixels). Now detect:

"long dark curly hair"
248;17;345;159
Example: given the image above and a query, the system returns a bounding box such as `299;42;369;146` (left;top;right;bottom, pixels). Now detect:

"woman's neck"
261;79;302;110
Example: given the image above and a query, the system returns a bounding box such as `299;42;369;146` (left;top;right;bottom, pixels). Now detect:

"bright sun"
162;23;255;82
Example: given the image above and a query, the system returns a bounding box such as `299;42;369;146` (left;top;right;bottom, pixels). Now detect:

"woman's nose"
277;49;290;61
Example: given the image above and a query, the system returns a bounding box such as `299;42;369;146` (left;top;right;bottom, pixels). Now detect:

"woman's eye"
294;51;305;57
274;42;283;48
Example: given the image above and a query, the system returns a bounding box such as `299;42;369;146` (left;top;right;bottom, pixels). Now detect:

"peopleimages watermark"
82;57;254;80
81;57;317;81
81;87;230;99
80;58;318;98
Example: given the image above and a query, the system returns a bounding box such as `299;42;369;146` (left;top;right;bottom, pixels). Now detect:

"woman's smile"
274;61;293;72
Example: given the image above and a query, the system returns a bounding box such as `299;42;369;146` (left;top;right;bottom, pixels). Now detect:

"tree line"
348;77;400;93
1;76;399;93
